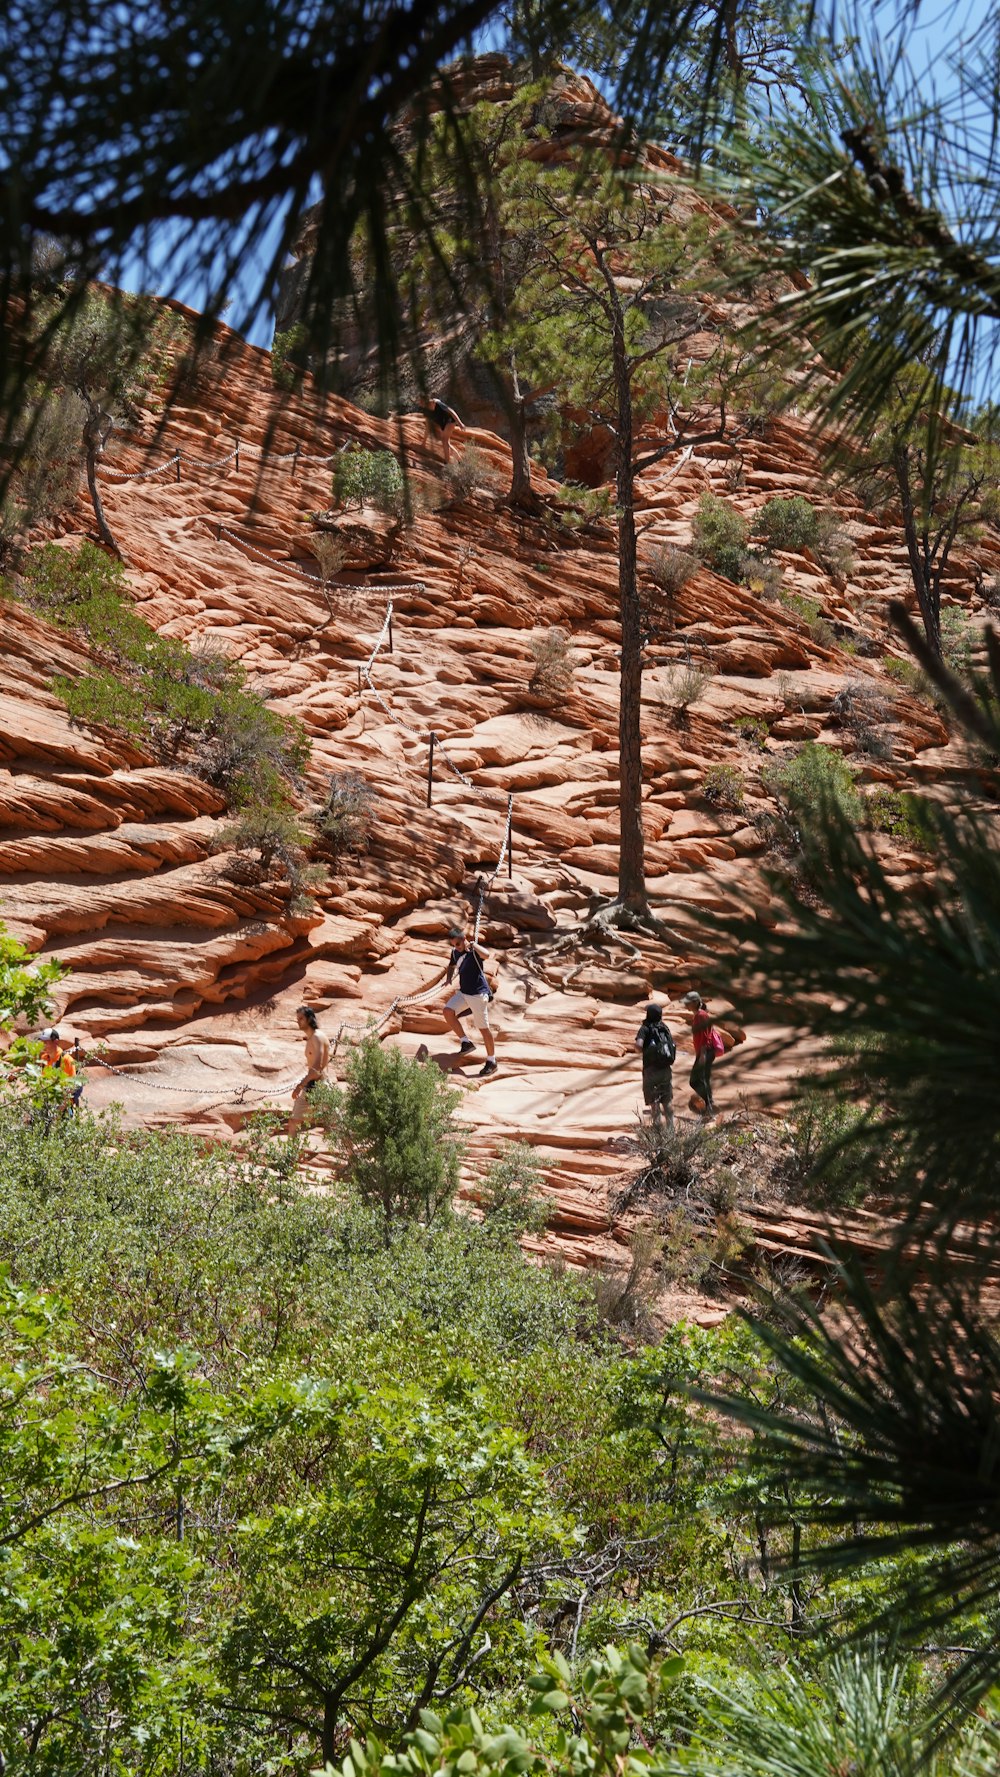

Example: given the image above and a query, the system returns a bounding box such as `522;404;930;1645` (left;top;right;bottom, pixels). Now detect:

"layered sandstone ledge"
2;308;993;1301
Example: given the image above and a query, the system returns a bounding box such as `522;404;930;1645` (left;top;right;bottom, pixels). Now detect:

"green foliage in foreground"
0;1089;989;1769
12;541;308;806
0;919;64;1029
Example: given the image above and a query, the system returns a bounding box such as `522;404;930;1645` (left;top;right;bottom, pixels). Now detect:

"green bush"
271;320;309;390
691;493;749;583
752;495;821;553
478;1141;550;1237
17;543;308;807
215;802;317;896
765;742;862;827
776;1090;884;1210
333;447;406;517
703;762;746;810
864;787;933;846
312;1035;463;1226
941;605;974;674
733;715;769;749
884;654;931;696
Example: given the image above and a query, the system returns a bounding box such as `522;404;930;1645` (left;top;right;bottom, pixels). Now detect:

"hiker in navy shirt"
634;1002;676;1130
444;926;497;1076
424;398;465;462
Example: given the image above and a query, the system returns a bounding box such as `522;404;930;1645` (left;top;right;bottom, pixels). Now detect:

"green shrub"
864;787;933;846
311;1035;463;1226
312;770;375;858
752;495;821;554
19;542;308;806
333;447;406;517
691;493;749;583
884;654;931;696
733;715;769;750
215;802;318;901
776;1090;883;1210
271;321;309;390
703;762;746;810
941;605;974;674
765;742;862;827
478;1142;549;1237
779;587;822;626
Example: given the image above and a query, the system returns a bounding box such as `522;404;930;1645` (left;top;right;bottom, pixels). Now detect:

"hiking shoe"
478;1058;498;1077
458;1039;476;1054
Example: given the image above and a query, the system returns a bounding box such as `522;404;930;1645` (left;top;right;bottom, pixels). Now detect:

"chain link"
99;453;181;482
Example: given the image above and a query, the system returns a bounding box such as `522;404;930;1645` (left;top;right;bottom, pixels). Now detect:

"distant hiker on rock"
444;926;497;1076
424;398;465;462
288;1005;332;1129
683;991;724;1116
634;1003;676;1131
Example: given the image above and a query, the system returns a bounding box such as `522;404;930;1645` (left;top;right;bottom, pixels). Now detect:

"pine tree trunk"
82;402;122;558
507;352;533;505
893;441;940;660
612;320;647;912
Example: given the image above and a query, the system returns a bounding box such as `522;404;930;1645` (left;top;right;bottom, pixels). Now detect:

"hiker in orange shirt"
39;1028;84;1113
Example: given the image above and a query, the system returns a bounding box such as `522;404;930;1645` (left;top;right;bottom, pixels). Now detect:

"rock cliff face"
3;290;995;1312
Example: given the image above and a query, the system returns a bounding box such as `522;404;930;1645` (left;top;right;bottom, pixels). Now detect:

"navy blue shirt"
450;946;489;996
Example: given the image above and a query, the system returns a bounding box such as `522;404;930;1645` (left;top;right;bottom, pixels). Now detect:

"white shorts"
446;989;491;1031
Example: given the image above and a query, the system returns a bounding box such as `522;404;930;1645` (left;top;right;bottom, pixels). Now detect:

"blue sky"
117;0;997;352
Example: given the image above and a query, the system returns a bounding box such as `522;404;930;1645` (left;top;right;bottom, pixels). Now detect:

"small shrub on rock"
478;1141;549;1238
529;626;575;701
765;741;863;828
733;714;769;749
703;762;746;810
752;495;821;554
314;1033;463;1226
270;321;309;391
864;787;932;846
215;802;315;895
333;447;406;517
656;662;708;728
691;493;749;583
648;544;698;597
312;770;375;859
831;679;893;760
441;445;502;505
884;654;932;698
21;543;308;806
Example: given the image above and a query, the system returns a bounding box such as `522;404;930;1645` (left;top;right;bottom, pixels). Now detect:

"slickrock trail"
2;311;994;1305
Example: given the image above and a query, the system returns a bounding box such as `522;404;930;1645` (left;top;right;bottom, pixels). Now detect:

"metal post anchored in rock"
427;732;436;806
507;795;514;879
388;611;394;653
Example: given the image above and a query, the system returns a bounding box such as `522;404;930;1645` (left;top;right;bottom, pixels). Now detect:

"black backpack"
644;1022;676;1067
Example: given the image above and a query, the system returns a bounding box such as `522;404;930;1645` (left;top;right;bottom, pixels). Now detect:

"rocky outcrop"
4;274;996;1315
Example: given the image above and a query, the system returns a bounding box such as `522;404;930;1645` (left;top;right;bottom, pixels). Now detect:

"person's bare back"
288;1005;332;1130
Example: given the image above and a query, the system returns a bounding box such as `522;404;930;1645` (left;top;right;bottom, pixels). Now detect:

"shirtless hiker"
288;1005;332;1129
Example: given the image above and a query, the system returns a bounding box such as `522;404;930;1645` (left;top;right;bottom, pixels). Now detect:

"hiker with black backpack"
443;926;497;1076
634;1003;676;1130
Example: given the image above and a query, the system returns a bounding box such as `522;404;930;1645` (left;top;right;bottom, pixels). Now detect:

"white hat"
41;1027;60;1040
